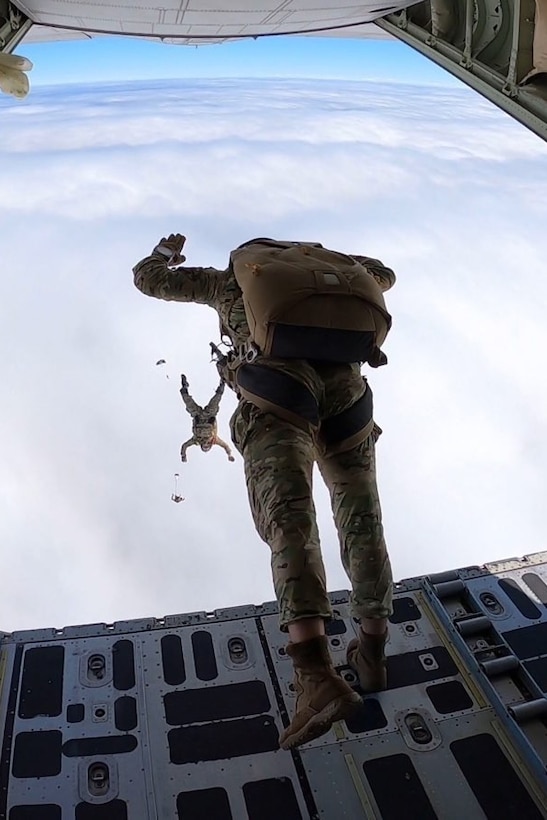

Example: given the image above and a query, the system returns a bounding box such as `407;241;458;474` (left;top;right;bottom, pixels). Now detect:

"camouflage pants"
180;381;224;419
230;366;393;631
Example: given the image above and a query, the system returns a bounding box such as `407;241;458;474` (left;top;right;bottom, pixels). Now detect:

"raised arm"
133;233;224;306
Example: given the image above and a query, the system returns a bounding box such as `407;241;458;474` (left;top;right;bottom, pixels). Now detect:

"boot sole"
279;692;362;751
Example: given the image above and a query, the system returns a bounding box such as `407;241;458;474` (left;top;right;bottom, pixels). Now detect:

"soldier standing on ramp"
179;374;235;462
133;233;396;750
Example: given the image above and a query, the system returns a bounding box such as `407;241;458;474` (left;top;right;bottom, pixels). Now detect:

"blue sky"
21;33;457;87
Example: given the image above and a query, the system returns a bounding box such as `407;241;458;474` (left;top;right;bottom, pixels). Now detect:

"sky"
20;33;457;87
1;31;547;634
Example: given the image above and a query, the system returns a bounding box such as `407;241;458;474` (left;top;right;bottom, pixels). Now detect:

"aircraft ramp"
1;552;546;818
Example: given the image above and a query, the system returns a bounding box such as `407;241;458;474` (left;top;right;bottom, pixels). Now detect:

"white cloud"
0;77;546;632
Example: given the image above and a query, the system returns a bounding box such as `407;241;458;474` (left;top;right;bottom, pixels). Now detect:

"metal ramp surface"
1;552;546;818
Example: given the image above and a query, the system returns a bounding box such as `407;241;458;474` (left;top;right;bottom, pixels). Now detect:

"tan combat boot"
346;630;388;693
278;636;362;751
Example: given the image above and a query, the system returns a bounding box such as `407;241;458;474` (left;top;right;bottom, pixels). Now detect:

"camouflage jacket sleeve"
133;254;224;306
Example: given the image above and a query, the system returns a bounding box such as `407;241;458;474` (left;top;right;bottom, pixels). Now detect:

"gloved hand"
0;53;33;99
152;233;186;266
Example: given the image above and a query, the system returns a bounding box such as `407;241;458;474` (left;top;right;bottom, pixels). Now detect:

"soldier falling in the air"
179;374;235;463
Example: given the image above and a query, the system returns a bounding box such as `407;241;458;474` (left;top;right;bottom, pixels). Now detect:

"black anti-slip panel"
75;801;128;819
498;579;542;620
67;703;85;723
12;731;62;778
389;597;422;624
345;697;388;734
325;619;347;635
386;646;457;689
503;623;547;660
115;696;138;731
161;635;186;686
426;681;473;714
168;716;279;763
164;680;270;725
191;631;218;681
176;788;233;820
243;777;303;820
363;754;438;820
450;734;544;819
9;806;61;820
112;640;135;691
521;573;547;606
523;657;547;692
18;646;64;719
62;735;138;757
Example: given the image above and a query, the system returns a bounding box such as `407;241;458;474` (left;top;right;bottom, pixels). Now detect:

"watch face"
155;244;173;257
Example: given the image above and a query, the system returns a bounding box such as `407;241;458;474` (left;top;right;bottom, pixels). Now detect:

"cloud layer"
1;78;546;632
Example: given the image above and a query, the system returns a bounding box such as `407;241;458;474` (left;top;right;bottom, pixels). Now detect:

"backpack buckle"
236;341;259;364
243;342;260;363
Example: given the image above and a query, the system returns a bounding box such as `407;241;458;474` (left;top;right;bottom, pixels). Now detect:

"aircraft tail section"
376;0;547;142
0;1;31;54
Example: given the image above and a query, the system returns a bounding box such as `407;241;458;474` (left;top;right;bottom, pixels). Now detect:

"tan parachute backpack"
230;239;393;366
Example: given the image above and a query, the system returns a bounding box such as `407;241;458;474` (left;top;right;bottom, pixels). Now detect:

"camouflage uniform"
133;251;393;629
180;377;234;461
